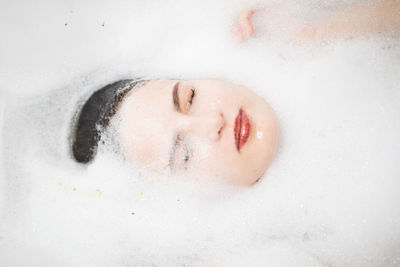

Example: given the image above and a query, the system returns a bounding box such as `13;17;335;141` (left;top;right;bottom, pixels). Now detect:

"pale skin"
96;3;399;265
234;0;400;44
116;80;278;187
113;1;399;188
201;0;400;265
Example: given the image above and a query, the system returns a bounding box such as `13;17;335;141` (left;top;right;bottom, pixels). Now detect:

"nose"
179;112;225;141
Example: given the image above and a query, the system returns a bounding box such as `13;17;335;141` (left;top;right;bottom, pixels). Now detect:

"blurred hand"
233;9;255;42
234;0;400;45
233;6;318;45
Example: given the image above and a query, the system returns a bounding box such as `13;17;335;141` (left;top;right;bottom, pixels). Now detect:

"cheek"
190;141;242;177
195;90;238;112
188;138;263;185
191;157;252;185
119;121;170;171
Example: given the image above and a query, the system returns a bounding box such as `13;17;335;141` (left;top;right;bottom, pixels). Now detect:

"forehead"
116;80;176;170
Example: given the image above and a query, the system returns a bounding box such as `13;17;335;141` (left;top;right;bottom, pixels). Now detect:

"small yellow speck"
101;21;105;27
58;182;62;185
73;187;76;191
140;192;143;196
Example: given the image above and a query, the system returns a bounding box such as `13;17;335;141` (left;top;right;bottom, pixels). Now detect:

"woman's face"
116;79;278;186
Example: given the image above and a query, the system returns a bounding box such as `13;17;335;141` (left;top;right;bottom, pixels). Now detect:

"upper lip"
234;109;251;151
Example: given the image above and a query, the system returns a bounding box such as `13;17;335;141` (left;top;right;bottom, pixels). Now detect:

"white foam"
1;0;400;266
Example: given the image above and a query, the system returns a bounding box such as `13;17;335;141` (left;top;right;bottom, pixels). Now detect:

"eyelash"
186;87;195;110
183;145;190;163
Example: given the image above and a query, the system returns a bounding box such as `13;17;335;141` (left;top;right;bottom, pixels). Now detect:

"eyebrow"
172;81;180;111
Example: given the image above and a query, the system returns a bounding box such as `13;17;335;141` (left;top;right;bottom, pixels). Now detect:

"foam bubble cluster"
1;0;400;266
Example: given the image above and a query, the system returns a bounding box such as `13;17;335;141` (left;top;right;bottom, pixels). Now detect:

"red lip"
234;109;251;151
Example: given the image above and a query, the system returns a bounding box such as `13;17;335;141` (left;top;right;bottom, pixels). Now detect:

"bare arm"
235;0;400;44
318;0;400;41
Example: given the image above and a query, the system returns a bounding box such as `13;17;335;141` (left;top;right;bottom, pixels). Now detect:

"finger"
239;9;255;37
233;25;245;42
244;19;254;36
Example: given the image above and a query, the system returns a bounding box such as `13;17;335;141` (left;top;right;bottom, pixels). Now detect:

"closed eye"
169;134;191;171
186;87;195;110
183;145;190;163
172;82;196;113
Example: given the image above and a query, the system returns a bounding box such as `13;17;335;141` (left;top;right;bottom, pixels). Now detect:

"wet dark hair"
72;79;143;163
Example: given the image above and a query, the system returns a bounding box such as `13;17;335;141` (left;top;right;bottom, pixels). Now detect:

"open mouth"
234;109;251;151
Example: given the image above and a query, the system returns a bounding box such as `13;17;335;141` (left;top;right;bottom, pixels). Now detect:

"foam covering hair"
72;79;142;163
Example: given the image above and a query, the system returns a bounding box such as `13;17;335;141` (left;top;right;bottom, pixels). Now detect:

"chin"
226;169;263;186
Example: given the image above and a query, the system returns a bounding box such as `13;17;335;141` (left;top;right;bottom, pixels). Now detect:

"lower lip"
234;109;251;151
